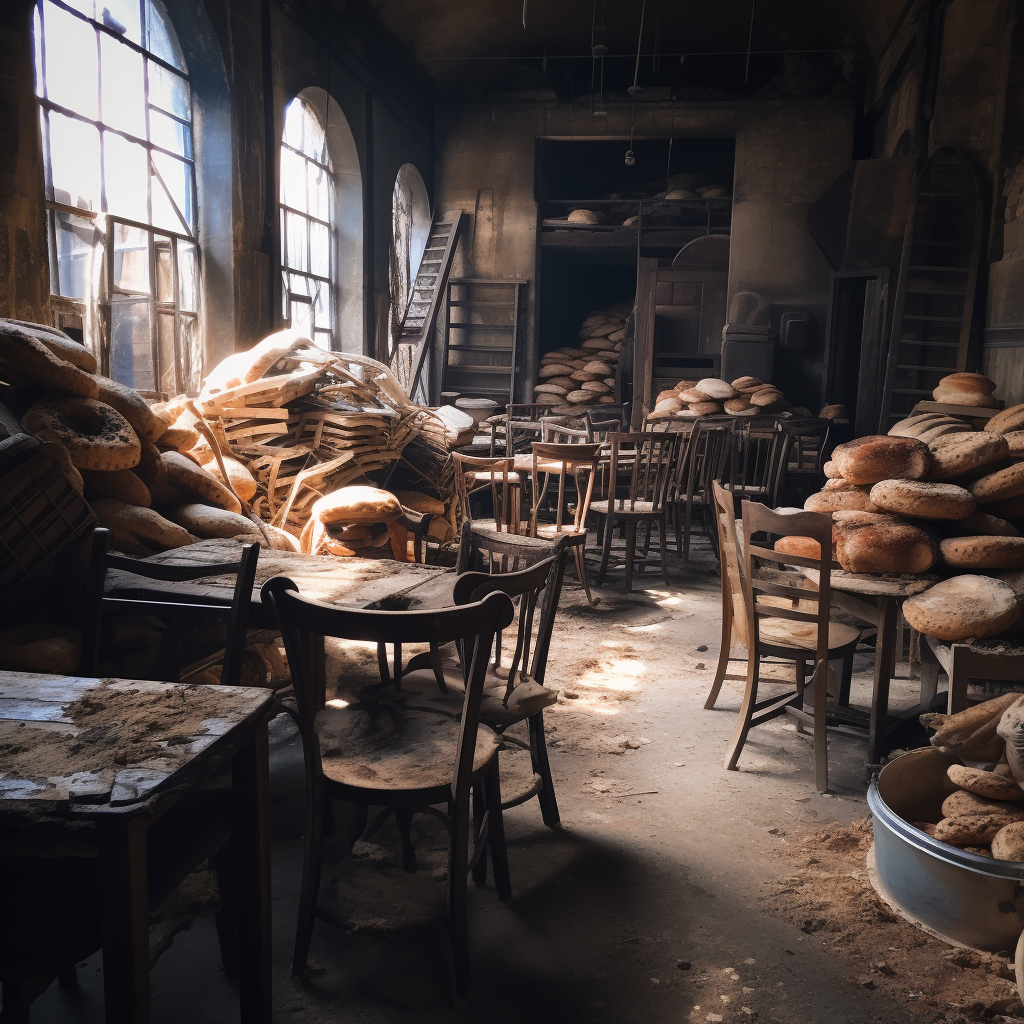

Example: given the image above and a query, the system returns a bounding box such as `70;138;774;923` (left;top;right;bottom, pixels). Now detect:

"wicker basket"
0;433;96;596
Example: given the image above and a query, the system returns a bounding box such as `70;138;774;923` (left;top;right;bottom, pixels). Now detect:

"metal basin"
868;747;1024;952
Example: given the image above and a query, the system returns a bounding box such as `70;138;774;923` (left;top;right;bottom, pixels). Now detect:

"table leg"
99;816;149;1024
232;723;272;1024
868;597;898;764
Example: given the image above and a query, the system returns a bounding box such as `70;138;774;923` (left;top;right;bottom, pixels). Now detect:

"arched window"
32;0;199;396
279;97;334;350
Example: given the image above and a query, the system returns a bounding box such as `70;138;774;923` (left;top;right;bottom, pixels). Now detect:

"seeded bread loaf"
831;510;938;573
831;435;930;485
903;575;1021;640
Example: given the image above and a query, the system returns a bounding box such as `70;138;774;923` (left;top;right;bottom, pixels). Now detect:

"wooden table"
798;568;938;763
109;538;456;627
0;670;274;1023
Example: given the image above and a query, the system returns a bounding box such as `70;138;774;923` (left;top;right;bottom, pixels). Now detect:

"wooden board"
799;566;939;597
911;401;1002;418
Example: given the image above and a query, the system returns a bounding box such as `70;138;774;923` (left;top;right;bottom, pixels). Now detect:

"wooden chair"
403;538;568;830
262;577;515;1001
920;637;1024;714
705;486;861;793
498;403;560;456
723;418;787;508
590;432;676;592
81;527;260;686
678;420;732;562
452;453;522;535
585;406;625;442
776;417;832;505
528;441;600;603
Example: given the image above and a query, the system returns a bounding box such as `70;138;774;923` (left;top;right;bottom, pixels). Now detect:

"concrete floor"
35;534;950;1024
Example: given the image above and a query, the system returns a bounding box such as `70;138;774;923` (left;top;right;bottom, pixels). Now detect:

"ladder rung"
911;240;963;247
902;314;963;323
918;191;972;197
896;364;957;372
909;265;969;272
906;288;966;296
899;338;961;347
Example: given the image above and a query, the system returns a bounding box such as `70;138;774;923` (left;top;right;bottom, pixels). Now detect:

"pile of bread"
909;694;1024;862
0;319;273;557
649;375;789;420
534;306;628;414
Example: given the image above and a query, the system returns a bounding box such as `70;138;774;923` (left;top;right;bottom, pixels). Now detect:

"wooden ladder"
390;210;464;397
878;148;983;431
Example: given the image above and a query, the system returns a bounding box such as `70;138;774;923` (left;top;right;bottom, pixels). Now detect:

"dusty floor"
33;533;1024;1023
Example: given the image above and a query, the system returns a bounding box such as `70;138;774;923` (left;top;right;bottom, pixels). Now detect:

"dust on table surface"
763;819;1024;1022
0;682;240;780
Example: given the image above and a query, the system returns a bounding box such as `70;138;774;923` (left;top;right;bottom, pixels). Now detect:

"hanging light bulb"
624;150;636;166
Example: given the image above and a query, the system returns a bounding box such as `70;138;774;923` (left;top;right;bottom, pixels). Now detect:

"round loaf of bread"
949;764;1024;800
832;435;930;485
1001;430;1024;457
824;477;864;492
0;319;98;373
193;454;258;502
33;430;84;492
940;535;1024;569
869;479;975;520
927;431;1009;480
725;405;758;417
805;488;880;514
724;397;752;413
942;789;1024;818
540;363;575;379
95;377;167;443
82;468;152;508
913;821;939;837
832;510;938;573
935;814;1018;846
991;821;1024;862
161;451;242;513
774;536;822;560
689;401;721;416
157;425;201;452
586;361;614;376
697;378;736;400
567;209;603;225
903;575;1021;640
653;397;683;415
534;384;567;397
971;463;1024;503
92;498;196;550
918;423;973;443
23;397;141;471
134;437;167;491
0;322;99;399
749;390;782;407
986;404;1024;434
946;511;1020;537
933;372;997;407
732;376;760;389
311;486;403;525
889;413;944;437
823;461;840;479
679;387;710;403
818;404;847;420
169;503;262;539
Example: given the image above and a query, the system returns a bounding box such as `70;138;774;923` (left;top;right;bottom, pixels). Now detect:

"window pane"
146;0;187;71
283;99;304;151
280;147;306;213
100;34;145;138
44;3;98;120
309;221;329;278
289;272;310;298
104;131;149;223
59;0;97;19
285;212;308;273
154;236;173;302
150;109;191;158
290;295;312;336
151;151;193;233
51;209;97;299
313;330;332;351
156;311;177;395
177;239;198;311
48;113;101;211
307;161;330;221
312;280;330;330
99;0;142;46
302;109;325;162
110;296;153;390
148;62;190;120
112;223;150;294
33;8;44;98
181;313;200;392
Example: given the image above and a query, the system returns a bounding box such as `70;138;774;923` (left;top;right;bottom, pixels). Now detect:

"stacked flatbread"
647;375;788;420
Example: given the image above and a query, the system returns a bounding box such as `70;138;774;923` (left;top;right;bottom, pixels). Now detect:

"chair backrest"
457;520;565;575
684;421;732;505
529;442;600;535
780;418;831;476
262;576;514;802
541;422;590;444
740;501;834;667
605;432;677;512
711;480;748;648
452;452;519;533
81;527;260;686
585;406;624;442
504;403;558;455
452;553;562;690
727;419;787;505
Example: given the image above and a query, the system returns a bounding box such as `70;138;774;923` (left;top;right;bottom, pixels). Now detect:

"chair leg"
292;781;327;976
484;763;511;901
471;785;488;886
596;512;605;546
812;659;829;793
396;808;418;873
447;797;471;1005
919;641;940;707
839;655;854;707
793;659;807;734
528;710;560;827
598;513;614;586
724;654;760;771
706;627;734;711
623;522;637;593
683;499;693;563
658;516;670;585
572;543;594;605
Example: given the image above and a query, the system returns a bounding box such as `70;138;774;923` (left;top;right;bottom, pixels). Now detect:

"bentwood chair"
452;453;522;534
705;485;861;793
678;420;732;562
263;577;514;1001
723;418;788;509
82;527;260;686
590;432;676;592
528;441;600;603
402;539;568;831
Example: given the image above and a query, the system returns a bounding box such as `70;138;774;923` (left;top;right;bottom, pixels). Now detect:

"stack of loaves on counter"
0;319;274;557
906;694;1024;862
788;378;1024;641
648;376;791;420
534;305;629;415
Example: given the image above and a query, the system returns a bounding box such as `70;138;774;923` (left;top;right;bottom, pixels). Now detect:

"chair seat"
469;470;521;485
759;617;861;653
590;498;660;515
467;519;531;535
533;522;585;543
315;702;500;792
512;455;567;474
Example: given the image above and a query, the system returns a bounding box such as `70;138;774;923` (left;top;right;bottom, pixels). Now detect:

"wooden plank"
798;566;938;597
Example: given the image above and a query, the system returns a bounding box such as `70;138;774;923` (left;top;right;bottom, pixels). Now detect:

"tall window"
280;97;333;350
33;0;199;396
